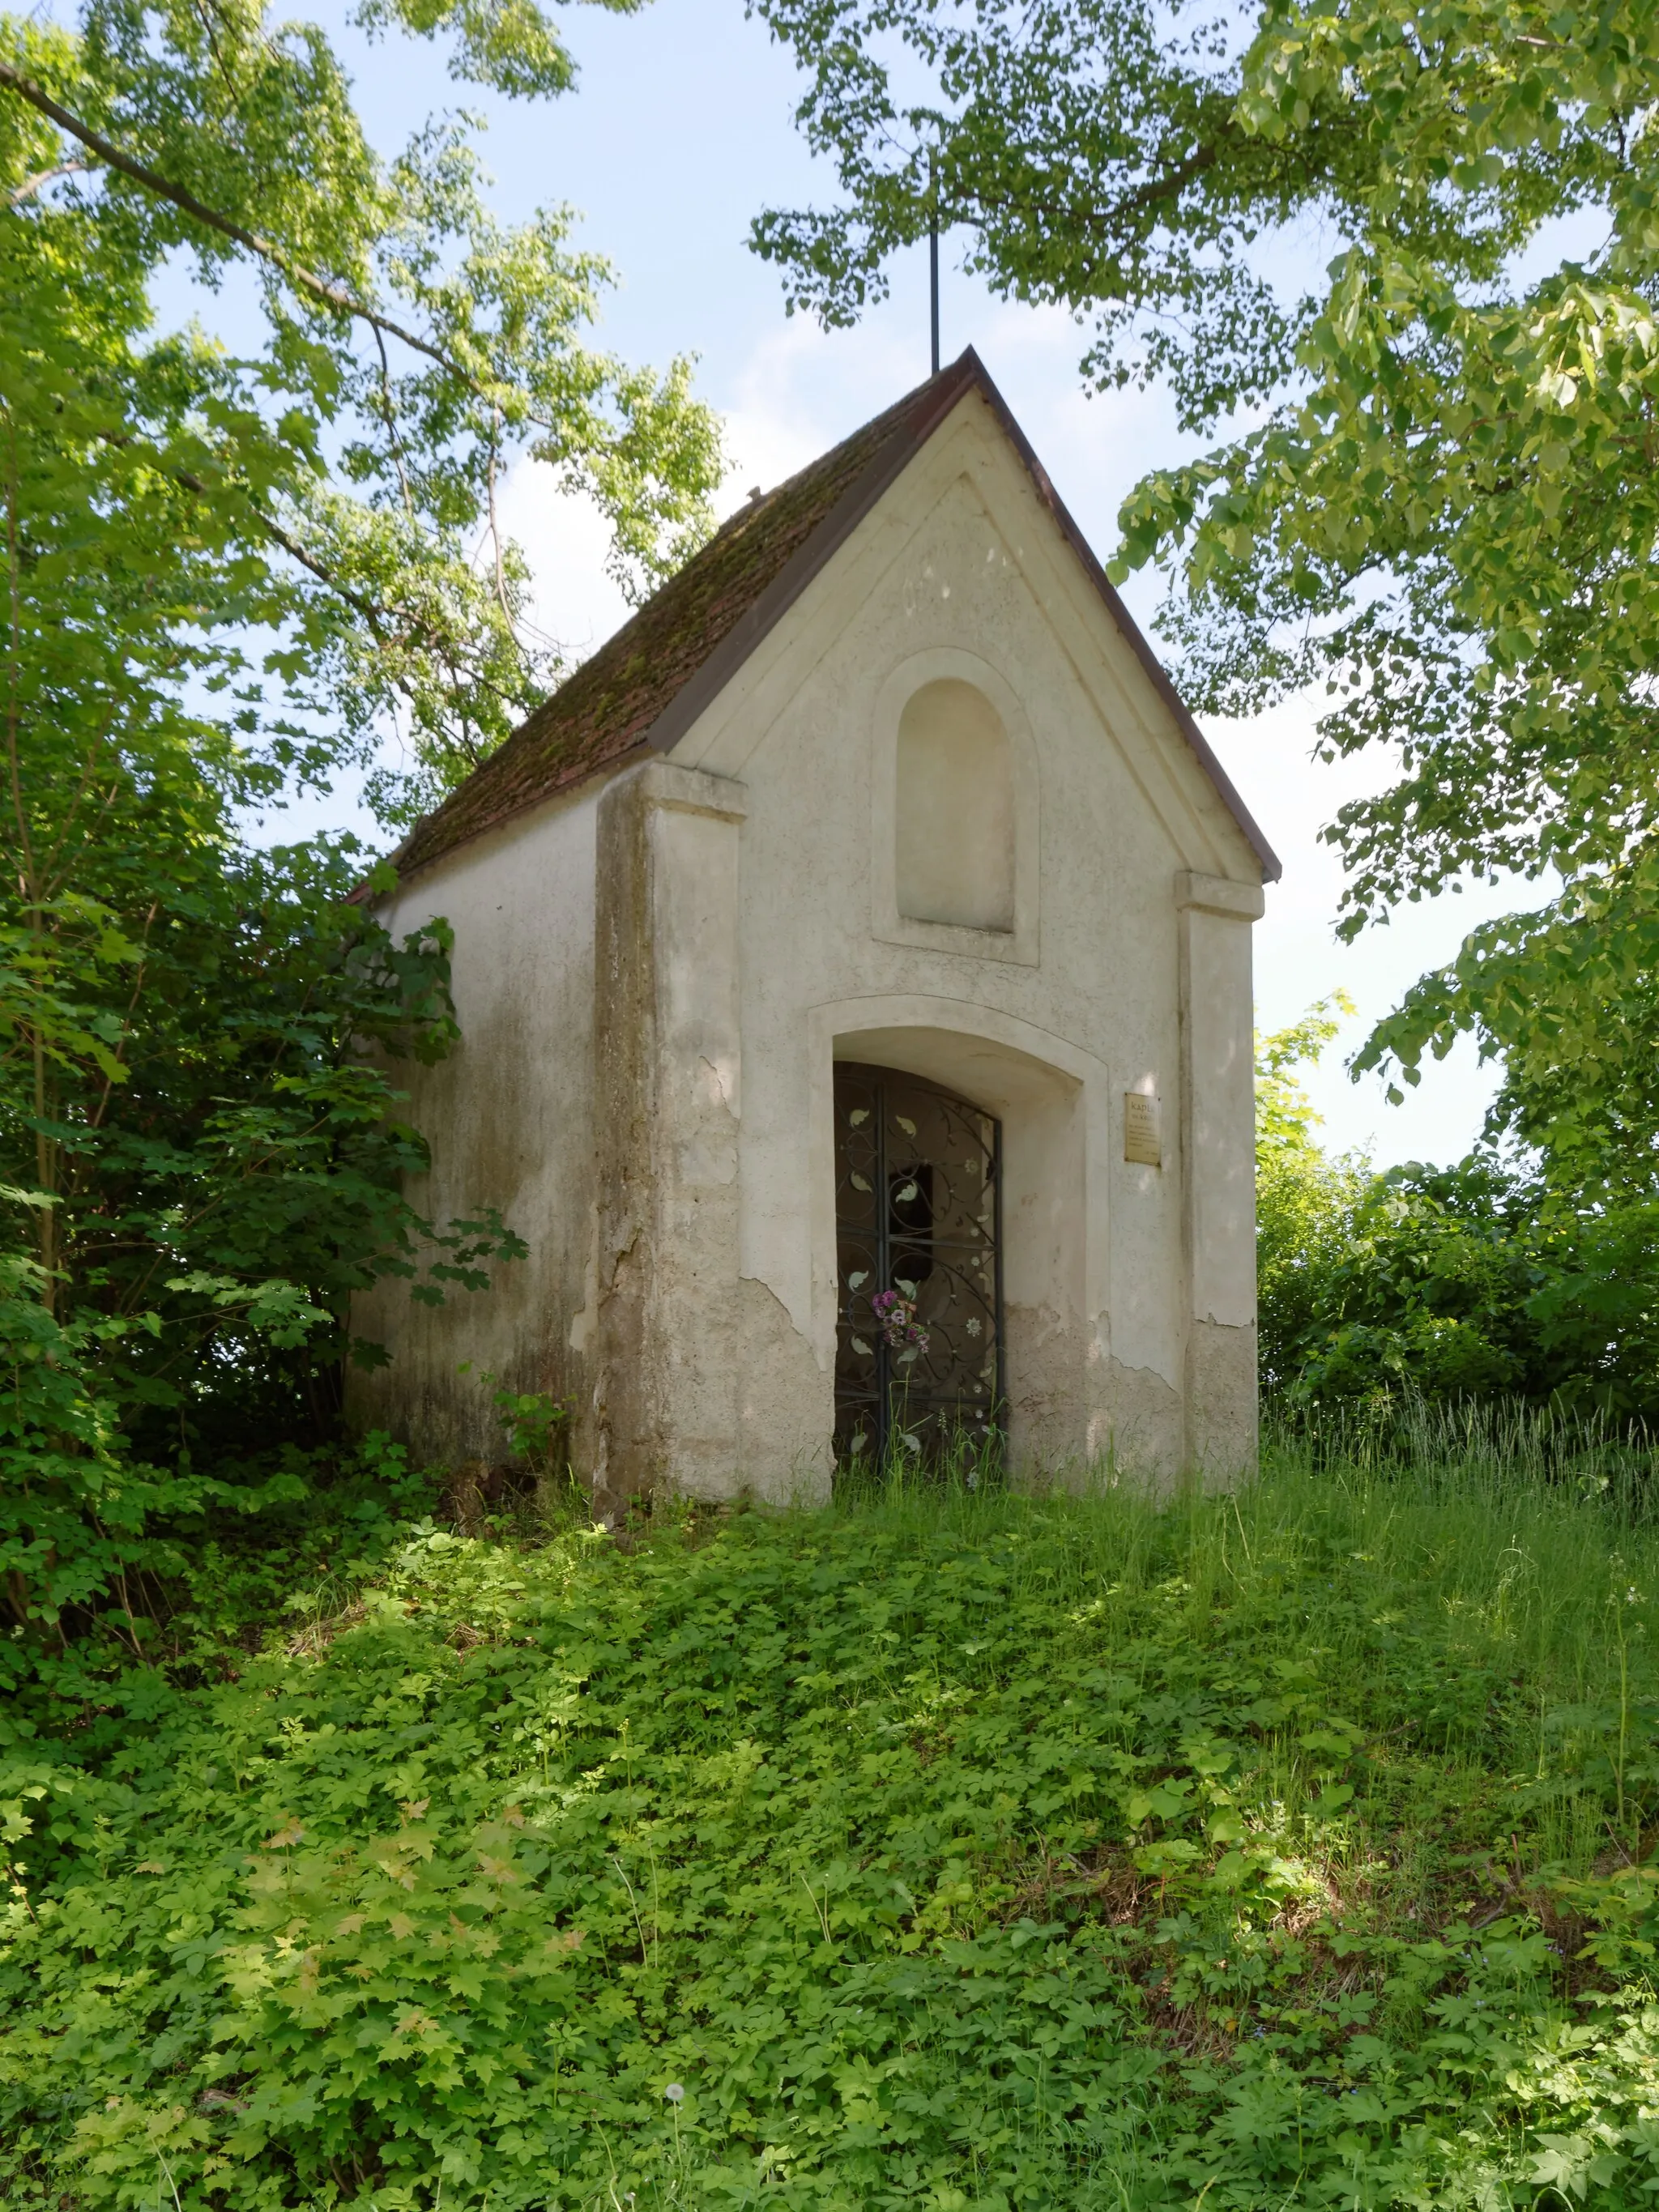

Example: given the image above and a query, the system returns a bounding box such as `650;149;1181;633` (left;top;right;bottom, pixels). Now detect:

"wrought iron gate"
833;1061;1004;1470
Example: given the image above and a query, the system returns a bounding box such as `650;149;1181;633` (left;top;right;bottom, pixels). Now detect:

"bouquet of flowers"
871;1287;928;1356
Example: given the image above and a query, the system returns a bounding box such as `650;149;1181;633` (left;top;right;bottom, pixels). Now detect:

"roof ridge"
376;356;975;888
377;348;1279;889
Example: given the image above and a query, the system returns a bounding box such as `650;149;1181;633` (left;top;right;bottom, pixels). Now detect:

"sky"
276;0;1537;1166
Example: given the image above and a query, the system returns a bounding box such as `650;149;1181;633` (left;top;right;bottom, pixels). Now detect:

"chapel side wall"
672;391;1263;1493
349;786;602;1472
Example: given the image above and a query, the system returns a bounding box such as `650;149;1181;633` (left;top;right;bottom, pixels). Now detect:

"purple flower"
871;1287;929;1354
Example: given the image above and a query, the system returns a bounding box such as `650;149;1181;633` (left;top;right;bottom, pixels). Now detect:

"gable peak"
381;348;1278;888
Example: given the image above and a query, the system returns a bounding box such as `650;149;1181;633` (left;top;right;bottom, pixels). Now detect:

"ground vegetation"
6;1445;1659;2208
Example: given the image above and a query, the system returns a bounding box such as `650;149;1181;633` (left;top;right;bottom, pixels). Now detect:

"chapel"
352;350;1280;1516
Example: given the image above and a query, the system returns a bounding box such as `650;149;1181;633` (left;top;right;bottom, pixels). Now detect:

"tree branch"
252;504;389;630
0;60;481;386
245;499;541;715
6;157;90;208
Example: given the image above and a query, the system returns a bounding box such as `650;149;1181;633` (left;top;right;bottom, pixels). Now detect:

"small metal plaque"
1124;1091;1162;1168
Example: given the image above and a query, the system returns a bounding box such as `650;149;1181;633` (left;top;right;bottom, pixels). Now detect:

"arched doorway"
833;1061;1004;1468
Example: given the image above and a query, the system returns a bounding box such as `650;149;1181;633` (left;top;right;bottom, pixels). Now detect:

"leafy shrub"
0;1239;225;1646
7;1458;1659;2208
1268;1153;1553;1402
1257;1004;1659;1419
0;845;524;1649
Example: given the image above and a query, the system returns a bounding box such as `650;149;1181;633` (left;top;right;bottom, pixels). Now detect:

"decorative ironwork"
833;1061;1004;1471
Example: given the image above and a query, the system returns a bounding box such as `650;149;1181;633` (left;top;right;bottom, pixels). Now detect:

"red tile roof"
383;349;1279;888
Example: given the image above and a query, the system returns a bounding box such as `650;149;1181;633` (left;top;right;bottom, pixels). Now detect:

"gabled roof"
385;349;1281;887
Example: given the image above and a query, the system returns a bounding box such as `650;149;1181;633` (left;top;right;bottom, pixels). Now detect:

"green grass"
6;1427;1659;2209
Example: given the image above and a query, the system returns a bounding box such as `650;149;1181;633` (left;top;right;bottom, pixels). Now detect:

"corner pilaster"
586;758;748;1517
1176;869;1265;1479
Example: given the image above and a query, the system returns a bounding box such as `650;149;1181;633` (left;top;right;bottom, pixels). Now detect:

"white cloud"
493;465;633;664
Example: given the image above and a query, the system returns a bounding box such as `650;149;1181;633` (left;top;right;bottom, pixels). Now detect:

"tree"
0;0;722;1634
1255;994;1366;1393
750;0;1659;1187
2;0;720;1329
5;0;720;825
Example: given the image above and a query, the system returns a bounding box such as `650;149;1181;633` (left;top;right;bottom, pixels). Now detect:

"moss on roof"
382;350;1282;889
386;371;944;885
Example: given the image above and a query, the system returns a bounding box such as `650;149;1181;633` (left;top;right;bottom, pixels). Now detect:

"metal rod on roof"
928;149;940;375
930;213;940;375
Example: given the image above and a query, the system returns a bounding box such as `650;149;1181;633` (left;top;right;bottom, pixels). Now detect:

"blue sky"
278;0;1533;1165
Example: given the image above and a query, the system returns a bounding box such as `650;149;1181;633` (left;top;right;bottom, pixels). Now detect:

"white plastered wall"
350;780;603;1465
352;383;1266;1498
660;385;1265;1494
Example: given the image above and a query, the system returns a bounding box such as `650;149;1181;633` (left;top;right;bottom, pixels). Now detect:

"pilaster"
1176;869;1264;1478
587;759;747;1516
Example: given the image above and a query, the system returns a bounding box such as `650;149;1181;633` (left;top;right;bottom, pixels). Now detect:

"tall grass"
828;1397;1659;1880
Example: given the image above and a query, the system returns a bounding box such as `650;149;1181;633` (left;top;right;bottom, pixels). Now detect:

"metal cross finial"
928;153;940;375
930;207;940;376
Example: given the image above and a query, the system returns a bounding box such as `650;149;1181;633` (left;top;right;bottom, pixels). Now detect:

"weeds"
6;1422;1659;2206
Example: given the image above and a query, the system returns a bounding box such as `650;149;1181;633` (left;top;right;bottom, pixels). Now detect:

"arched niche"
895;678;1015;932
870;647;1038;966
